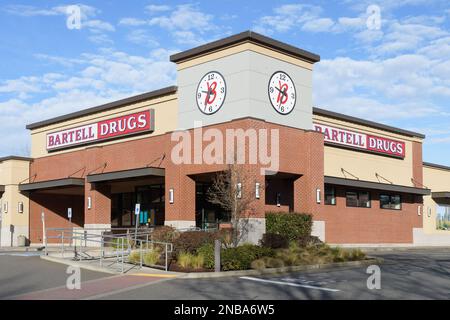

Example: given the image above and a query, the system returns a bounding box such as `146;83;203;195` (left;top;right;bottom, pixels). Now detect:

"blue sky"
0;0;449;165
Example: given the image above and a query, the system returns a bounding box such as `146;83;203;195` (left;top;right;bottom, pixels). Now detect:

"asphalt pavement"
0;248;449;300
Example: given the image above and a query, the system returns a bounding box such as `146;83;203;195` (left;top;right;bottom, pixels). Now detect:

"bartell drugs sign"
47;109;155;151
313;123;405;158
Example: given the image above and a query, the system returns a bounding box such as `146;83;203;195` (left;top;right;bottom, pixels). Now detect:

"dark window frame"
346;190;371;208
325;185;336;206
380;194;402;211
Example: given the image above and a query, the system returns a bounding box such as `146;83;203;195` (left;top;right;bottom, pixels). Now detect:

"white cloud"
253;4;323;34
3;4;114;45
313;51;450;124
119;17;148;26
145;4;171;13
119;4;228;46
302;18;335;32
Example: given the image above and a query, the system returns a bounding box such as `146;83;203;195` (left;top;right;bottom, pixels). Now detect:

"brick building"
1;31;449;246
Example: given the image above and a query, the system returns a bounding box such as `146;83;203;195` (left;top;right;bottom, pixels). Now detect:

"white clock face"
268;71;297;115
196;71;226;115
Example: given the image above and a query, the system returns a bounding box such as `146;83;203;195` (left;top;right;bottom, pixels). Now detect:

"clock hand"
204;90;210;110
275;86;287;97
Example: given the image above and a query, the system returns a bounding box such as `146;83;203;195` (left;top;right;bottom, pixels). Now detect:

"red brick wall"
29;193;84;243
320;186;422;243
27;116;423;244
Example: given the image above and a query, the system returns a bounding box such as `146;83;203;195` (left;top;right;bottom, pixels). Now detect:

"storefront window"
325;186;336;205
346;190;371;208
380;194;402;210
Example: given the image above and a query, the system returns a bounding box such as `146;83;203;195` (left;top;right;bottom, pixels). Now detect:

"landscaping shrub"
263;257;285;268
196;243;215;269
177;251;206;269
177;252;194;269
297;235;323;248
151;226;178;243
128;250;140;264
265;212;313;241
260;233;289;249
251;259;266;270
173;231;217;255
221;244;274;271
191;254;205;269
143;249;161;266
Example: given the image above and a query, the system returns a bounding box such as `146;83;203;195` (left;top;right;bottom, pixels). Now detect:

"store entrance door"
195;182;230;231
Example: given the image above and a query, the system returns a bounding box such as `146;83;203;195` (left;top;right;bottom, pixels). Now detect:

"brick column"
84;181;111;228
164;165;196;229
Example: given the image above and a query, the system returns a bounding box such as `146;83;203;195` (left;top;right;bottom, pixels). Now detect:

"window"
325;186;336;205
346;190;371;208
380;194;402;210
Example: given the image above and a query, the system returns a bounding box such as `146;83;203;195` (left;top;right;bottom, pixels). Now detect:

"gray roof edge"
87;167;165;183
324;176;431;195
26;86;178;130
0;156;33;162
170;30;320;63
313;107;426;139
423;162;450;172
431;192;450;198
18;177;85;191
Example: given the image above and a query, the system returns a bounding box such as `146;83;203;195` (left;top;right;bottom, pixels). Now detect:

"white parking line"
240;276;341;292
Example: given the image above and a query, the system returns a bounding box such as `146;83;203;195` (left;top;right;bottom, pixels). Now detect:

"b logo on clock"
196;71;226;115
268;71;296;115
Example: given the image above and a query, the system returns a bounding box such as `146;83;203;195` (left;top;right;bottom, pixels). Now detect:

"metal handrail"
45;227;173;272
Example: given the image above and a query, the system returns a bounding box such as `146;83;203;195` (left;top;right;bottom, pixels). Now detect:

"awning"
87;167;165;183
324;176;431;195
0;185;4;192
19;178;85;192
432;192;450;199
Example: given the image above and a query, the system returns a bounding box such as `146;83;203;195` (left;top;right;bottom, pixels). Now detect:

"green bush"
196;243;215;269
265;212;313;241
260;233;289;249
221;244;274;271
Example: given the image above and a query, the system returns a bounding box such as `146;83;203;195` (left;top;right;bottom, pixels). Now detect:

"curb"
40;255;118;275
360;246;450;253
179;257;383;279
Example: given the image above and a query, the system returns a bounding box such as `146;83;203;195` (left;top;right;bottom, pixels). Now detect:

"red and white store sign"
47;109;155;151
313;123;405;158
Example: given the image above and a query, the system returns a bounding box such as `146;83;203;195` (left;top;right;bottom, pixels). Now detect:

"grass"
251;242;366;269
177;252;205;270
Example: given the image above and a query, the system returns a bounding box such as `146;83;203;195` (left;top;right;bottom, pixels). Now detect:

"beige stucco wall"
423;165;450;234
314;114;422;187
176;42;314;71
0;159;30;246
30;93;178;158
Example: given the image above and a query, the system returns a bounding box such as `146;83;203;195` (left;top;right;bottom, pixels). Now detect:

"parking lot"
0;248;449;300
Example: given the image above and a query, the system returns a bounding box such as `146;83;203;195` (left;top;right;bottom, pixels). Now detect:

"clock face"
196;71;226;115
268;71;297;115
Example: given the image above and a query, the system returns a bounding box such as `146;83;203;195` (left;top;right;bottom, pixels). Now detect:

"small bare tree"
207;163;262;247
